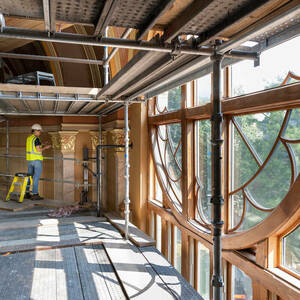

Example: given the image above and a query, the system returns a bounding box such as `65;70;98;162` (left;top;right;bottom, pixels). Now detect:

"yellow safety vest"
26;134;43;161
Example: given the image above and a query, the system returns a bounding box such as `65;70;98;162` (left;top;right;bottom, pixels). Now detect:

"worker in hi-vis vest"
25;124;51;200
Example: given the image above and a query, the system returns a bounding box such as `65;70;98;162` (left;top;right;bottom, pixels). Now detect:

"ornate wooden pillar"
49;131;78;203
109;129;126;214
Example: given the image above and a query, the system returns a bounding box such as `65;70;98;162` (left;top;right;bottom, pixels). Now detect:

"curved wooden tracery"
229;73;300;233
154;124;182;207
150;71;300;252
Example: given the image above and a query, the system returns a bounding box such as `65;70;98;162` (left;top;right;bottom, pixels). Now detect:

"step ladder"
6;173;32;203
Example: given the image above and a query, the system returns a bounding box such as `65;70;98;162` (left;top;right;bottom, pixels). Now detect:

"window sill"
270;267;300;289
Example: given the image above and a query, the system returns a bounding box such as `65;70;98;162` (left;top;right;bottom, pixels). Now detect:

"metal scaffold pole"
124;102;130;240
6;119;9;194
96;27;109;217
211;41;224;300
97;116;102;217
103;27;109;85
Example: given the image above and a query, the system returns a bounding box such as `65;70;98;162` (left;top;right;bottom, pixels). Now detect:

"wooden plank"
30;249;57;300
0;83;101;96
162;0;214;42
0;215;106;231
93;244;127;300
140;246;203;299
0;208;52;217
105;212;155;247
0;251;35;300
74;245;112;300
94;0;119;36
103;241;175;299
31;199;78;208
56;247;84;300
0;199;34;212
0;221;123;252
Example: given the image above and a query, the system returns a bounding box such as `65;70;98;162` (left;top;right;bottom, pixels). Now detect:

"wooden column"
49;131;78;203
106;129;126;214
181;231;190;281
129;103;148;232
253;239;269;299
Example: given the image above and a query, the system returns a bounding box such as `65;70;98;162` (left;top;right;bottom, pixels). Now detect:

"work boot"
31;194;44;200
24;192;31;199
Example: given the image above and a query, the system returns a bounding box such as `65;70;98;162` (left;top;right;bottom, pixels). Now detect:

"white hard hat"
32;123;42;131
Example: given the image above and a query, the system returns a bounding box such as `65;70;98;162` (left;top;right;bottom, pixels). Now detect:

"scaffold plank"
103;241;175;299
140;246;204;300
105;212;156;247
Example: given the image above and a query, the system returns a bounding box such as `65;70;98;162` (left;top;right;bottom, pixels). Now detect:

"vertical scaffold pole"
97;26;109;217
103;27;109;85
211;43;224;300
6;119;9;195
97;116;102;217
124;102;130;240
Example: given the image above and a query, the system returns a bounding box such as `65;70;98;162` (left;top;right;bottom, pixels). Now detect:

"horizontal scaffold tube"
0;95;145;103
0;27;258;60
0;52;104;65
0;173;95;188
0;154;93;164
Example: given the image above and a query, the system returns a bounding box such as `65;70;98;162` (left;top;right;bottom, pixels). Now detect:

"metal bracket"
212;275;224;288
254;54;260;67
170;37;182;60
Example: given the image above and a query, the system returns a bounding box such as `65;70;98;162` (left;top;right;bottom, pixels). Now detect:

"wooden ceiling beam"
94;0;119;37
196;0;271;46
162;0;214;42
136;0;176;41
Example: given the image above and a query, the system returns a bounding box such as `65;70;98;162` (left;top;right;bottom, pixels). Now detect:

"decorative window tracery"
194;120;211;227
154;86;182;115
152;123;182;210
229;73;300;232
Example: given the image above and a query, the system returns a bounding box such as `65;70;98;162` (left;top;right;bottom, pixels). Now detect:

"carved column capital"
49;131;78;152
90;130;107;151
109;129;130;152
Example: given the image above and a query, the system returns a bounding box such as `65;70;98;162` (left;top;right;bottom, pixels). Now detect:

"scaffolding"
0;2;299;299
